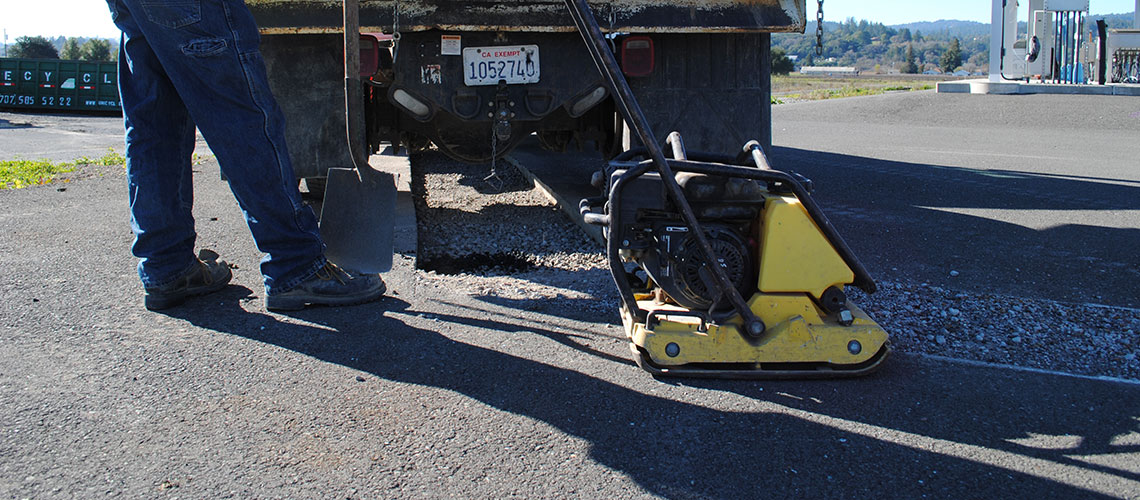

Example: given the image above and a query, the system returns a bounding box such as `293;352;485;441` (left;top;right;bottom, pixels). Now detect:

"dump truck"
247;0;807;183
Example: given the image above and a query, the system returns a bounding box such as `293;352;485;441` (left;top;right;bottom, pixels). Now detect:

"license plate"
462;45;540;86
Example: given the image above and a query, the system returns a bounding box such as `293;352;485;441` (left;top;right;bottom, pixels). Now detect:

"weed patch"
0;159;73;189
0;150;126;190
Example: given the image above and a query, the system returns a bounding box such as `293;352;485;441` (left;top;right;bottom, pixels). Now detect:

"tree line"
5;36;115;62
773;18;980;74
774;13;1135;75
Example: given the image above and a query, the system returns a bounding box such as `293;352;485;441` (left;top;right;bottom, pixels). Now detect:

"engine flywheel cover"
671;225;753;310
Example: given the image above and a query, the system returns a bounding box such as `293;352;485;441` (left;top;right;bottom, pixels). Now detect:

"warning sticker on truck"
441;35;461;56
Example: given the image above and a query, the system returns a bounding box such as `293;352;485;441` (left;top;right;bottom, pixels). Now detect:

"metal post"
1054;12;1061;83
1066;12;1070;83
1053;12;1062;83
1066;12;1072;83
1067;12;1076;83
1098;19;1108;84
989;0;1005;82
1078;12;1084;83
1067;12;1073;83
1071;12;1078;83
1070;12;1075;82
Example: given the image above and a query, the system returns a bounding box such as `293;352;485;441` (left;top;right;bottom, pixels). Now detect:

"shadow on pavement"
0;117;37;130
770;147;1140;307
163;292;1140;498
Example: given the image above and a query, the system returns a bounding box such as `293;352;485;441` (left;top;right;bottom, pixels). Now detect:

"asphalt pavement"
2;97;1140;498
0;111;211;163
771;92;1140;308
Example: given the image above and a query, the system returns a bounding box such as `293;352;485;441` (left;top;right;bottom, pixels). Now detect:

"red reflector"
359;34;381;77
620;36;654;77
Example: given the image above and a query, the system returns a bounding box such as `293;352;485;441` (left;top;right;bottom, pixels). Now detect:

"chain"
484;131;503;191
391;4;402;64
815;0;824;56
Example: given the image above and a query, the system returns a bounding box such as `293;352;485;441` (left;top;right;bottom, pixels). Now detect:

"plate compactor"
582;138;890;378
565;0;889;377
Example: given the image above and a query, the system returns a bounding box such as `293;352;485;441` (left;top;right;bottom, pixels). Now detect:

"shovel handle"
343;0;367;170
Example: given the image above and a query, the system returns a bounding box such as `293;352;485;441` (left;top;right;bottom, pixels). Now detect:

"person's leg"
112;0;325;294
111;0;200;287
109;0;383;310
109;0;233;310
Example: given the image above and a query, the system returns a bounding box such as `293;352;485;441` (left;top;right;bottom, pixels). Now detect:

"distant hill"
1087;12;1136;29
783;12;1136;74
889;20;990;39
782;19;989;74
807;13;1134;41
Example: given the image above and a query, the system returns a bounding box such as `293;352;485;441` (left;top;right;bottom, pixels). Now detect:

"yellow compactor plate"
625;294;890;378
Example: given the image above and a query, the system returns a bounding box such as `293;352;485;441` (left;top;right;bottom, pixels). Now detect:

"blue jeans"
106;0;325;294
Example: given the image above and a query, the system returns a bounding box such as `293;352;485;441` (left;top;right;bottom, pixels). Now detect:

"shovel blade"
318;167;396;273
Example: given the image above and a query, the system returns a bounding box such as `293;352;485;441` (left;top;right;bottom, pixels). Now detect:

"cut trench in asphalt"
406;148;617;323
418;252;536;275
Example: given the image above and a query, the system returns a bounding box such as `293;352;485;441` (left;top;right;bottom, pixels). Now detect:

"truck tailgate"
248;0;805;34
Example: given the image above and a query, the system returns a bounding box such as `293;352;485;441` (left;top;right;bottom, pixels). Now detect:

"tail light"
359;35;380;77
620;36;654;77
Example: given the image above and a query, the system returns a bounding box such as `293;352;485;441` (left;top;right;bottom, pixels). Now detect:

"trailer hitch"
492;82;513;143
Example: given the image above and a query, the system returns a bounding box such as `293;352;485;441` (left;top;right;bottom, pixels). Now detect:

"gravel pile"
412;149;1140;380
411;150;617;321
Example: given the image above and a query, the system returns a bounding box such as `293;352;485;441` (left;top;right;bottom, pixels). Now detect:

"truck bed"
248;0;805;34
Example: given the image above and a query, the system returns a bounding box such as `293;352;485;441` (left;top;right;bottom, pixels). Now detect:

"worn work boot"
265;262;385;312
144;250;233;311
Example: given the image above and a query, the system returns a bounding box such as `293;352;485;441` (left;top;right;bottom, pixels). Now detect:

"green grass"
772;74;944;103
70;150;127;167
0;150;126;190
779;83;936;102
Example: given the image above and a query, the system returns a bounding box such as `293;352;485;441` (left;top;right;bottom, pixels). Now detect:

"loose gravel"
411;150;616;322
850;283;1140;381
412;148;1140;381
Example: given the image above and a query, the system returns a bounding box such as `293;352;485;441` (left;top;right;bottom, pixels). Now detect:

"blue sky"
821;0;1135;25
1;0;1136;40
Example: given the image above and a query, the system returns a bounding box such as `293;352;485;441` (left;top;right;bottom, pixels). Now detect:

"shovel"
319;0;397;273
